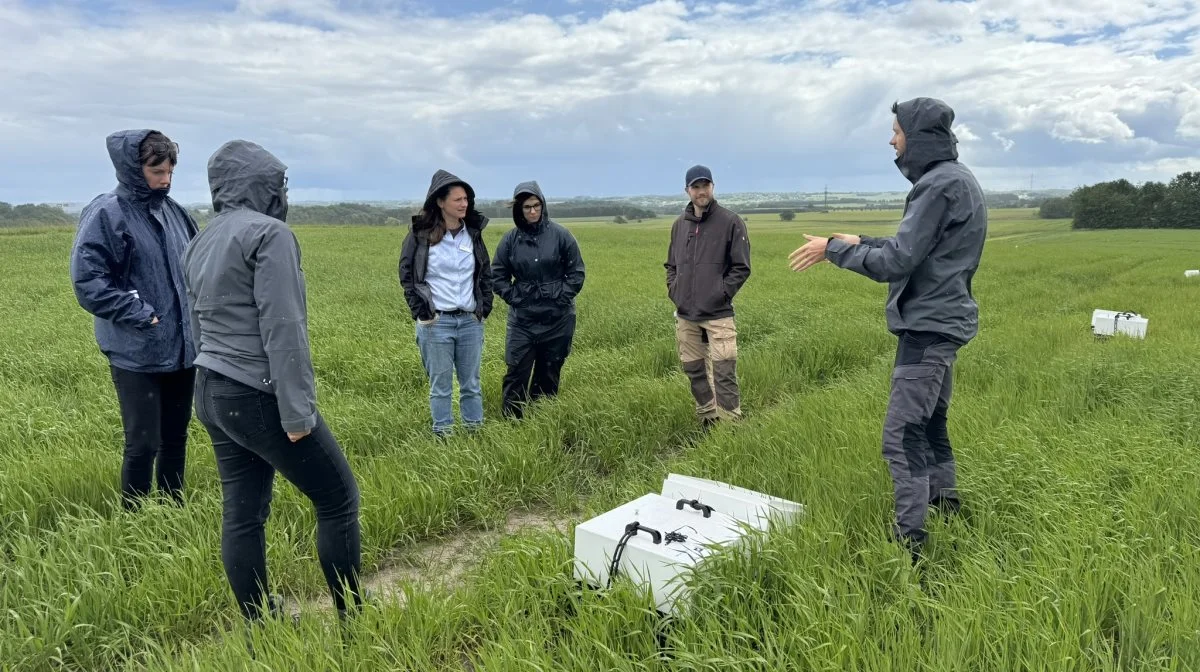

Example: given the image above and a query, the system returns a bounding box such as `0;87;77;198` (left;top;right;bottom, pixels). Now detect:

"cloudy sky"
2;0;1198;204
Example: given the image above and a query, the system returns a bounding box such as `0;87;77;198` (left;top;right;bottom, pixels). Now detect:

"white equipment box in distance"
573;477;803;614
1091;309;1147;339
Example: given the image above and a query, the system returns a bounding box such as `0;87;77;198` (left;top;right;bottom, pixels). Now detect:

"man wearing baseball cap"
664;164;751;427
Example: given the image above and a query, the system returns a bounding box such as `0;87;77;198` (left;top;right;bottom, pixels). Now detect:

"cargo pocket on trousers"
889;364;942;424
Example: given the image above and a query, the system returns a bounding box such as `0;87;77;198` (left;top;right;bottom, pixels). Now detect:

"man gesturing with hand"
790;98;987;560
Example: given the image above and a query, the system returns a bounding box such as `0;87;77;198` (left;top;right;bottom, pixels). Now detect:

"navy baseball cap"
685;164;713;186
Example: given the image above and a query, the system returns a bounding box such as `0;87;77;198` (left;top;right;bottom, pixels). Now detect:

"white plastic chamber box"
1091;309;1147;339
573;475;803;614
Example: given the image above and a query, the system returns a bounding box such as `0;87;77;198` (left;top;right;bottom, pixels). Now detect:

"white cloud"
1177;84;1200;139
0;0;1197;203
955;124;980;142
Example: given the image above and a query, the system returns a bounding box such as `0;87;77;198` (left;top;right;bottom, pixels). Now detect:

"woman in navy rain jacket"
70;129;199;508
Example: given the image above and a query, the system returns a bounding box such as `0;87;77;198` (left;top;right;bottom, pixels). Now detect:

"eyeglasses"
522;203;542;212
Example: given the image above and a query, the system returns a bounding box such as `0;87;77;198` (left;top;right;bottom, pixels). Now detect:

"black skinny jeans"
109;365;195;508
194;366;362;620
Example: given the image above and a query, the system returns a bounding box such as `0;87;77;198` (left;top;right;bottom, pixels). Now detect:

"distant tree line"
1038;172;1200;229
190;200;656;226
0;202;75;228
478;201;656;221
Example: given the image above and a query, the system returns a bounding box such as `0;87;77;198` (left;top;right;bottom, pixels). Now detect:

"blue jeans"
415;311;484;434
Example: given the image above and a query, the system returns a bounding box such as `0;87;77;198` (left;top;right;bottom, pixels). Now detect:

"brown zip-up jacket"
664;199;751;321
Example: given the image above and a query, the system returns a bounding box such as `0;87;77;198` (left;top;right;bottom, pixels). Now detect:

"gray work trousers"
884;331;961;547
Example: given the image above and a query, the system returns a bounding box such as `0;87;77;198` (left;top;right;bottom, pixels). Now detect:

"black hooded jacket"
491;181;585;329
398;169;494;321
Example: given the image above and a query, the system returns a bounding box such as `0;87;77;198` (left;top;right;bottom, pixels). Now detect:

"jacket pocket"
696;263;730;315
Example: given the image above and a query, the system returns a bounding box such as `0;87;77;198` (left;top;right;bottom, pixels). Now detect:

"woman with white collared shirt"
399;169;494;437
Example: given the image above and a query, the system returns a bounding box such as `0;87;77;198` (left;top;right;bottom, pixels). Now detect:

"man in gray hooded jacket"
790;97;987;557
184;140;363;622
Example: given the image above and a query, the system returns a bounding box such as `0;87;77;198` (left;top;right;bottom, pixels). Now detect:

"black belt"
436;309;471;316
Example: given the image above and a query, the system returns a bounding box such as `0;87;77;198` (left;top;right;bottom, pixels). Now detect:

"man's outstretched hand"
789;235;829;272
789;233;860;272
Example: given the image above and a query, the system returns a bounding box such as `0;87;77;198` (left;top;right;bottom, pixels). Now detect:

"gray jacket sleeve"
253;224;318;434
825;182;947;283
186;288;202;363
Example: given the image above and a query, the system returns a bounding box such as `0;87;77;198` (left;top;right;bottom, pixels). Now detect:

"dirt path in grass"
296;509;571;616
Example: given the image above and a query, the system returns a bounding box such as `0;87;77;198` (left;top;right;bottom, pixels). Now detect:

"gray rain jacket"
183;140;319;434
825;97;987;345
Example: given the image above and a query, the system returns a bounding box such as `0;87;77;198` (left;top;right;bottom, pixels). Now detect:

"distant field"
2;210;1199;670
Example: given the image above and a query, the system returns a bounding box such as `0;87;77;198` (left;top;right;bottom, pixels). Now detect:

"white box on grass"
573;478;804;614
660;473;805;530
1091;309;1148;339
572;493;747;614
1185;270;1199;278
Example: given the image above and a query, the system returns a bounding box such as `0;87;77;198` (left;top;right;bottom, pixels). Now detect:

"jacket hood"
107;129;167;204
412;169;487;232
894;97;959;183
512;180;548;232
208;140;289;221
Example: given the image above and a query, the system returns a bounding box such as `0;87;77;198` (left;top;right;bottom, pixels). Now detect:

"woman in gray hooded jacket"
183;140;363;622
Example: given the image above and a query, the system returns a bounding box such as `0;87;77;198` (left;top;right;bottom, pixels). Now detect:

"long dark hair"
418;183;474;245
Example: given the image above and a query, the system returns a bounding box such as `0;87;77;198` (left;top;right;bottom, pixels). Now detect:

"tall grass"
1;214;1198;670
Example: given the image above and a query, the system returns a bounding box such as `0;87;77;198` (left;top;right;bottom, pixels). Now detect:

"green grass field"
2;209;1199;670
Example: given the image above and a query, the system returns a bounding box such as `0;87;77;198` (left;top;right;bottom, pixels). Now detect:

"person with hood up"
183;140;364;622
70;130;199;509
789;97;987;560
399;170;494;437
664;164;752;428
491;181;586;419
